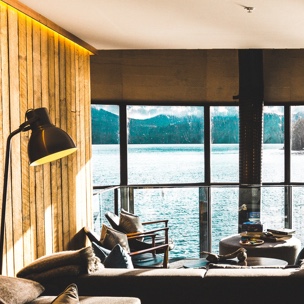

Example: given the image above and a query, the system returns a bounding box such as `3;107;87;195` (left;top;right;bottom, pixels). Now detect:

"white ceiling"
18;0;304;50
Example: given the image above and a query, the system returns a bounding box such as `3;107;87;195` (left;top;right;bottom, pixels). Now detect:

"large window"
92;103;304;256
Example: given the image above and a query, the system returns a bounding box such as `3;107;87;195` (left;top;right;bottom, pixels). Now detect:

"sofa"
4;231;304;304
36;265;304;304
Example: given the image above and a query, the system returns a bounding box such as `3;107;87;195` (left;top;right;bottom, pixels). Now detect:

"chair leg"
163;247;169;268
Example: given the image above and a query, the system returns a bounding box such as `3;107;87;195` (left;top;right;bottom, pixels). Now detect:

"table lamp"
0;107;77;274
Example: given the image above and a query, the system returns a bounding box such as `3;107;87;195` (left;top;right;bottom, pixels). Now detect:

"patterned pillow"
52;283;79;303
0;275;44;304
100;224;130;253
119;209;144;234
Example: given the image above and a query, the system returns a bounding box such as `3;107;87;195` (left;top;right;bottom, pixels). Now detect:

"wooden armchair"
105;210;175;251
83;226;169;268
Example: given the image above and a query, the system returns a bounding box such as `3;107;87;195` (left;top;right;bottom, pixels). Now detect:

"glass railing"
92;185;303;259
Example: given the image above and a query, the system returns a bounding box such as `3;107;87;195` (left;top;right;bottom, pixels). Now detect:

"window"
291;106;304;182
127;106;204;184
91;105;120;186
211;106;239;182
262;106;284;182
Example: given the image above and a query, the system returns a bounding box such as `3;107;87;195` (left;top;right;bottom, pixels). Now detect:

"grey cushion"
93;242;133;269
104;244;134;269
92;242;111;263
17;247;101;282
51;283;79;303
100;224;130;253
0;275;44;304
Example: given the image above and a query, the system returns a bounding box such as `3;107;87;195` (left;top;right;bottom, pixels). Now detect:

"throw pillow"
119;209;144;234
104;244;134;269
92;242;111;263
17;246;101;282
100;224;130;253
0;275;44;304
52;283;79;304
92;242;133;269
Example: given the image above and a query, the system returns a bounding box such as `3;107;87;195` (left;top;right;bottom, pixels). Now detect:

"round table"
219;234;301;265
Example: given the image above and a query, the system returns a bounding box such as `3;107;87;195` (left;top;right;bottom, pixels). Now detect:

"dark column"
238;49;264;231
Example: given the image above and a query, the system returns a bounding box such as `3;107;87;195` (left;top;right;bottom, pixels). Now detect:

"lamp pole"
0;108;76;274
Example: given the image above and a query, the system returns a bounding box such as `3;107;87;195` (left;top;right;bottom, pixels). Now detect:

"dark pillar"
238;49;264;232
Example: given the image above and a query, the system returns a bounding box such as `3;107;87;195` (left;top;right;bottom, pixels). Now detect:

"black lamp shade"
26;108;77;166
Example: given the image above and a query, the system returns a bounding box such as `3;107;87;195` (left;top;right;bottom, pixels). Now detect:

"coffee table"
219;234;301;264
182;256;288;268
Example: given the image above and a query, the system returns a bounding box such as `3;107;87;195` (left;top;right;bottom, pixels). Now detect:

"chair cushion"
119;209;144;234
100;224;130;253
0;275;44;304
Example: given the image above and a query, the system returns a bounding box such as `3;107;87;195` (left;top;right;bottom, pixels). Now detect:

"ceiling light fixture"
244;6;254;13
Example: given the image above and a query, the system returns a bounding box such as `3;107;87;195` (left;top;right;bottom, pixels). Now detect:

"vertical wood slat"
0;2;93;276
8;7;21;276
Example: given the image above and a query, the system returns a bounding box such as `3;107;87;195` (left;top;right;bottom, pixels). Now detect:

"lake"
92;143;304;258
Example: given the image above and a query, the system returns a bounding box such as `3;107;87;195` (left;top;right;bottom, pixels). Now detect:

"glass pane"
211;187;239;253
211;106;239;182
91;105;120;186
291;106;304;182
292;187;304;247
262;106;284;182
127;106;204;184
261;186;285;229
133;187;200;259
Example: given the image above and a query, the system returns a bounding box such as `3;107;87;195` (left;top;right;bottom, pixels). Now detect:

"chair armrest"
142;219;169;227
127;227;169;237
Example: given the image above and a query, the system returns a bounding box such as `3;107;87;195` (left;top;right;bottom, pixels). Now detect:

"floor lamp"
0;107;77;274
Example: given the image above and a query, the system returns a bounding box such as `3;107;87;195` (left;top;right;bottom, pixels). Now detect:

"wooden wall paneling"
62;38;72;246
8;7;21;276
32;19;45;259
0;2;93;275
25;15;35;266
68;41;77;243
57;36;66;251
76;47;85;229
84;53;92;227
0;3;9;275
50;31;61;253
18;11;30;273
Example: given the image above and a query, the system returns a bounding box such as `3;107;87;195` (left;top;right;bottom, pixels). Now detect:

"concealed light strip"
0;0;96;54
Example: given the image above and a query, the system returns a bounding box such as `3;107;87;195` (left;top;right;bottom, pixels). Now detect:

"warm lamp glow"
30;148;77;166
26;108;77;165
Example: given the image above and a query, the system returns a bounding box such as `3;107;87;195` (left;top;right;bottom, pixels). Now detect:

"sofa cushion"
0;275;44;304
51;283;79;303
17;247;101;283
100;224;130;253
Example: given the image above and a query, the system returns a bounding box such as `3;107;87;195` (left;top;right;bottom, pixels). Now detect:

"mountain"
91;108;285;145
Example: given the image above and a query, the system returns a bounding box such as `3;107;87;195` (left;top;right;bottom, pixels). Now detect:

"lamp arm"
0;117;36;274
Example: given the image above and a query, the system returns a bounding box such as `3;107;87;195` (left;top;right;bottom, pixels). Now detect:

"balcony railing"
93;184;303;259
